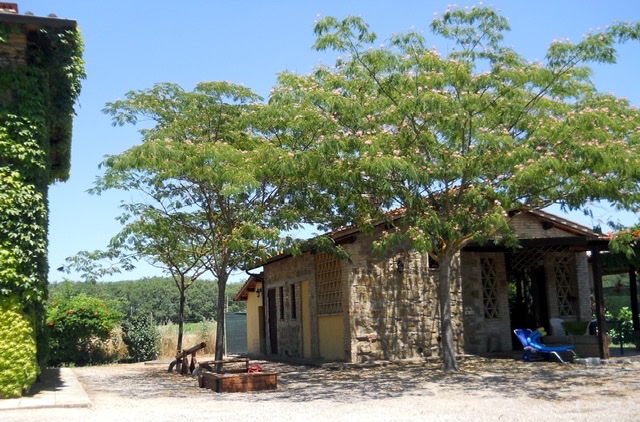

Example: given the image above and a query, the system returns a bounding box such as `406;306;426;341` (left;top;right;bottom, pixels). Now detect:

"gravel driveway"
3;356;640;421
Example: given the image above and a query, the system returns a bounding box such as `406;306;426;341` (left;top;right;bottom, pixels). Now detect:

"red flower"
47;321;54;327
67;309;75;314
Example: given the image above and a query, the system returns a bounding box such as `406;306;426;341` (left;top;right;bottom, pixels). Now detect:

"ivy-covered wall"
0;12;84;398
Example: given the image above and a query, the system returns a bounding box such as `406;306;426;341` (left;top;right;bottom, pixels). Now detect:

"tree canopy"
94;81;319;359
267;5;640;370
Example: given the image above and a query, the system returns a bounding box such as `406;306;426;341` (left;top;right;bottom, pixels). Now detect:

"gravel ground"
3;356;640;421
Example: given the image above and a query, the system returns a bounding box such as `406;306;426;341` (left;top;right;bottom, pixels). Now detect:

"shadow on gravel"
74;356;640;404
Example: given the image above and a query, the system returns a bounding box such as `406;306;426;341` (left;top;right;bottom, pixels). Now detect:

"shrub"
47;293;122;366
122;312;160;362
0;294;38;398
608;307;634;346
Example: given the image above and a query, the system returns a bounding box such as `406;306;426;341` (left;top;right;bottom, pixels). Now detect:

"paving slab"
0;368;91;410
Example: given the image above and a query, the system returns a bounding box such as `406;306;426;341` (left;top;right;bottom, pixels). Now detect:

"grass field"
157;321;217;357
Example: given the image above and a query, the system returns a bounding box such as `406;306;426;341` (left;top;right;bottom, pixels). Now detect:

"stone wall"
0;30;26;105
0;30;27;68
344;230;463;363
262;229;465;363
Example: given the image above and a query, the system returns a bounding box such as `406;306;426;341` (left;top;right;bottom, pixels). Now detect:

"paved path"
0;368;91;410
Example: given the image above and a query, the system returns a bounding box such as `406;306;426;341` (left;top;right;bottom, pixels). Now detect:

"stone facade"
262;226;464;363
0;31;26;67
343;231;463;362
256;211;602;362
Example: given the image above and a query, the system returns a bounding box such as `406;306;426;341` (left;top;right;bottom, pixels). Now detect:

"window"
316;253;343;315
481;257;500;319
290;284;297;320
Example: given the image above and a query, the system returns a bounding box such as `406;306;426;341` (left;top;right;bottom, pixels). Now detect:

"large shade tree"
269;6;640;370
97;81;315;360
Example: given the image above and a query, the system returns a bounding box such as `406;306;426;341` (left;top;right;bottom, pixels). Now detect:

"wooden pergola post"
629;265;639;332
591;248;609;359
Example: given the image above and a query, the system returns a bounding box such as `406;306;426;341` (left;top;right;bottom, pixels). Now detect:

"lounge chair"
513;328;577;363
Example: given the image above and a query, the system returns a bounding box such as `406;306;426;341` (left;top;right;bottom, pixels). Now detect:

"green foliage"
0;118;48;306
48;278;245;324
121;312;160;362
607;307;634;345
93;79;320;360
46;293;123;366
0;295;38;398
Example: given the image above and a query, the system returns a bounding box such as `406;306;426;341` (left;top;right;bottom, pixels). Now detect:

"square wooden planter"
199;371;278;393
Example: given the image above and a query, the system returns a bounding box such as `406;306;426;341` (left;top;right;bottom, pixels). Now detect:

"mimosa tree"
269;5;640;370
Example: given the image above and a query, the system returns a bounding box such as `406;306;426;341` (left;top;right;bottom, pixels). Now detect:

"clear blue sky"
19;1;640;283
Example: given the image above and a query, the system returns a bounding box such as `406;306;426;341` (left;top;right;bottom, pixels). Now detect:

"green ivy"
0;295;38;398
0;18;84;391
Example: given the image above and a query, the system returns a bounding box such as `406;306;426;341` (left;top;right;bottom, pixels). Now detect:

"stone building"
236;209;609;363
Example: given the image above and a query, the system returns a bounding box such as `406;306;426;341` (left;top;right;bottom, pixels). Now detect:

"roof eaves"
0;10;76;29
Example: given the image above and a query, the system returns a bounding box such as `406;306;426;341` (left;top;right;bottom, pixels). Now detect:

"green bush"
608;307;634;346
122;312;160;362
0;294;38;398
46;293;122;366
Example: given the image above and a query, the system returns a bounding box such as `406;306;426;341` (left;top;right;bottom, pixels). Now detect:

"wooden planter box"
199;371;278;393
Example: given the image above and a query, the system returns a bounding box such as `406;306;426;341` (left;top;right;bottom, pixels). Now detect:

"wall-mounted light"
396;259;405;273
256;288;262;298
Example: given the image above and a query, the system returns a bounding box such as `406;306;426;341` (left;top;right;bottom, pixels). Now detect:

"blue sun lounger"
514;328;577;363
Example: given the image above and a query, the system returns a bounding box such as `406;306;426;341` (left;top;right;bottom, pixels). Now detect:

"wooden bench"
168;342;206;375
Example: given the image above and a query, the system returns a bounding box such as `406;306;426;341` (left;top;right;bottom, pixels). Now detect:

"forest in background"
48;277;246;325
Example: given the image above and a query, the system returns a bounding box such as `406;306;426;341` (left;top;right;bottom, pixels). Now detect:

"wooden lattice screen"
481;257;500;319
555;255;578;317
315;253;343;315
509;246;572;272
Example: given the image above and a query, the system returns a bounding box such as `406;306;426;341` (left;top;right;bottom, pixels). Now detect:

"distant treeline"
48;277;246;324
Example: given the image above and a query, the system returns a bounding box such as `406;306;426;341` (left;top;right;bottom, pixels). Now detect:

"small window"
279;286;284;320
291;284;297;319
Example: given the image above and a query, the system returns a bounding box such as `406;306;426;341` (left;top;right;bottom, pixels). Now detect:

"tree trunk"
177;287;186;354
438;250;459;371
214;273;228;362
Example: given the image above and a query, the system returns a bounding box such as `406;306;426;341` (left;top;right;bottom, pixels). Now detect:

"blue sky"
19;1;640;283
